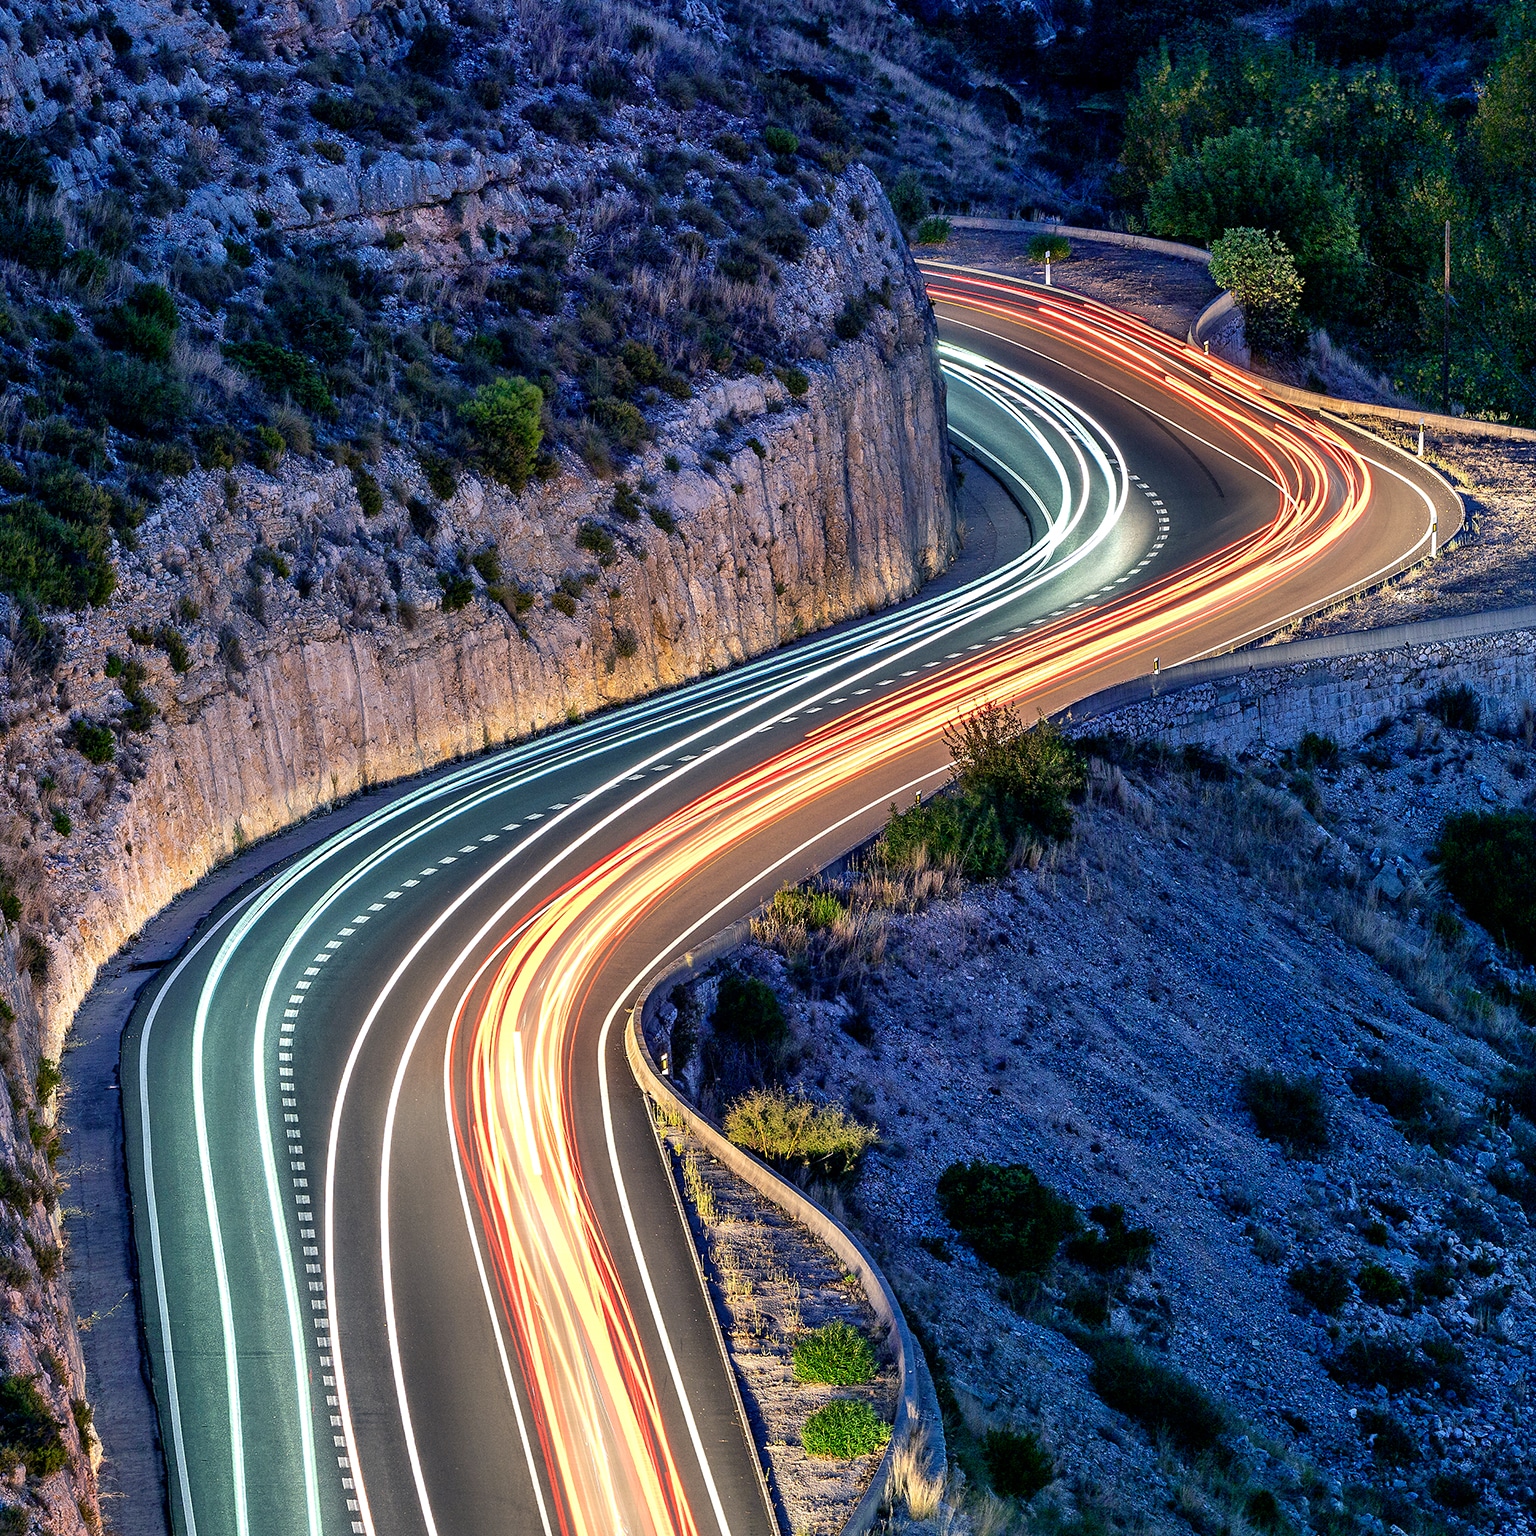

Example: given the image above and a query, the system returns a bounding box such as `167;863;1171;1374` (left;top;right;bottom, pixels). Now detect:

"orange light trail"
451;272;1385;1535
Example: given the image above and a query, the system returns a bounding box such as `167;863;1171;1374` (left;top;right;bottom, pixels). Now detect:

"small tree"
458;376;544;490
1209;226;1304;356
886;170;929;230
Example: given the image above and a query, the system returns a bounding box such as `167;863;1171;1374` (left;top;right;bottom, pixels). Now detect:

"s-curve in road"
121;272;1458;1536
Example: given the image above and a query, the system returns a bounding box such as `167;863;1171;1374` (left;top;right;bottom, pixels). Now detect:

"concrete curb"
626;942;945;1536
1057;603;1536;729
946;217;1212;264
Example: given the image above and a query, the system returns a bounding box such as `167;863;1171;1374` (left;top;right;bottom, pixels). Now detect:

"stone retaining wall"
1070;628;1536;754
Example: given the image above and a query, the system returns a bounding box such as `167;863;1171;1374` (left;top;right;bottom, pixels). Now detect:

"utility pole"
1442;219;1451;415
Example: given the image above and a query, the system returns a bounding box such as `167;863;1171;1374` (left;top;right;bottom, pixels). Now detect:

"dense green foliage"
1064;1204;1156;1272
1240;1067;1331;1154
792;1321;877;1385
1433;809;1536;963
0;1375;67;1477
1118;2;1536;418
1208;228;1304;354
983;1427;1054;1501
723;1086;878;1176
458;376;545;491
801;1398;890;1458
878;709;1085;880
1088;1337;1227;1454
937;1160;1081;1277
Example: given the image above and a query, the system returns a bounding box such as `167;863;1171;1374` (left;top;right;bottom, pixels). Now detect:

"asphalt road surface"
121;273;1459;1536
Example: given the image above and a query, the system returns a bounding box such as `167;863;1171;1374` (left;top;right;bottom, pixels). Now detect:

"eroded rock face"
29;220;954;1051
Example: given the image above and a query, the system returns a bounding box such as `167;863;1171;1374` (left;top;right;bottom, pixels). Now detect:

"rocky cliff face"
0;931;100;1535
23;174;953;1048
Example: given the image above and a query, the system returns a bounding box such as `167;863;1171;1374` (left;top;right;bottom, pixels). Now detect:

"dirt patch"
928;228;1219;340
684;706;1536;1534
655;1111;898;1536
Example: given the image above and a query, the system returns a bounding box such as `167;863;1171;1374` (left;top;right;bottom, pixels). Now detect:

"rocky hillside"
0;0;961;1521
674;694;1536;1536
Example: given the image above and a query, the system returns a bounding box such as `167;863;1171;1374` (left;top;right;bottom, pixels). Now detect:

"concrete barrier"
626;937;946;1536
946;216;1212;264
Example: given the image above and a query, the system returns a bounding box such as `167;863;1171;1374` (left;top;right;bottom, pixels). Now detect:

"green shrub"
763;885;845;933
1349;1059;1462;1151
1432;810;1536;964
96;282;179;362
34;1059;60;1106
792;1321;876;1384
576;521;616;565
834;292;874;341
251;424;285;472
1065;1204;1155;1273
419;451;458;500
711;969;788;1056
459;376;544;490
886;169;929;228
914;215;952;245
439;571;474;611
878;791;1007;880
950;706;1086;845
70;720;114;764
223;341;334;415
1289;1256;1351;1314
1027;233;1070;261
724;1087;878;1176
983;1427;1054;1500
1326;1335;1436;1393
777;365;810;397
1088;1338;1226;1454
764;125;799;156
0;1375;67;1477
649;507;677;534
353;466;383;517
93;353;189;435
1357;1262;1407;1307
1240;1067;1330;1155
801;1399;890;1459
1295;731;1339;770
1426;683;1480;732
590;396;649;453
0;478;117;610
1209;227;1305;354
936;1160;1080;1277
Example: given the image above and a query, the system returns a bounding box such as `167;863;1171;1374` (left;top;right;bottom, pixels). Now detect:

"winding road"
120;270;1458;1536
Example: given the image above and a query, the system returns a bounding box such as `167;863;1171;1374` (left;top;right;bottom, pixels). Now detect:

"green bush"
576;521;616;565
913;215;952;245
801;1399;890;1459
0;1375;67;1477
1326;1335;1437;1393
792;1321;876;1385
950;706;1086;845
764;125;799;157
459;376;544;490
1289;1256;1351;1315
353;466;383;517
936;1160;1080;1277
70;719;115;764
763;885;845;933
1295;730;1339;770
1026;233;1070;261
439;571;474;611
1357;1262;1407;1307
419;451;458;500
590;396;649;453
1147;127;1362;315
1426;683;1481;732
724;1087;878;1176
886;169;929;229
983;1427;1054;1501
711;969;788;1057
1065;1204;1155;1273
776;365;810;397
1209;227;1304;355
1349;1059;1461;1151
1088;1338;1226;1455
0;479;117;610
879;790;1007;880
834;292;874;341
96;282;179;362
1432;809;1536;964
1240;1067;1330;1155
223;341;335;415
